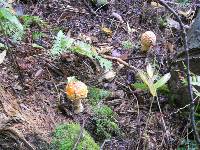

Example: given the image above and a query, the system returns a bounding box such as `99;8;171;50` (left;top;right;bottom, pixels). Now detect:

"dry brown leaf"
112;12;124;23
0;50;6;64
165;41;174;53
151;2;164;8
101;27;112;36
97;45;113;54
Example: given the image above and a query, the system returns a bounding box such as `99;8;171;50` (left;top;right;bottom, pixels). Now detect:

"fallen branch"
101;54;138;73
157;0;200;145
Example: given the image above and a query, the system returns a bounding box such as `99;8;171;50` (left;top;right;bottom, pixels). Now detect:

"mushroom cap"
141;31;156;51
65;81;88;101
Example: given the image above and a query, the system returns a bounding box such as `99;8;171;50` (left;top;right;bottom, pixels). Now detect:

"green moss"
88;87;111;106
95;118;120;140
87;87;121;141
93;105;114;120
92;105;121;140
50;123;100;150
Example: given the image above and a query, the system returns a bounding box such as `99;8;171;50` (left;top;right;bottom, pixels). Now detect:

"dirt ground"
0;0;197;149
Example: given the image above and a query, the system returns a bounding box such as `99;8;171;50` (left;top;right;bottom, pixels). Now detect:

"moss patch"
92;105;121;140
50;123;100;150
88;87;111;106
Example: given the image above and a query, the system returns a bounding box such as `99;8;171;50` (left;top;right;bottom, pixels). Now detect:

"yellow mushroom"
141;31;156;52
65;79;88;113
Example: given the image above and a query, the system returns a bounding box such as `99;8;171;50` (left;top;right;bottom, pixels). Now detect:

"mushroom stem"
73;99;84;113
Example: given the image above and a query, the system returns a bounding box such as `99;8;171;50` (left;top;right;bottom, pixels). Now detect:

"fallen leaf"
32;43;44;49
112;12;124;23
165;41;174;53
178;8;195;20
127;22;137;33
166;17;180;30
97;45;113;54
0;50;7;64
151;2;164;8
101;27;112;36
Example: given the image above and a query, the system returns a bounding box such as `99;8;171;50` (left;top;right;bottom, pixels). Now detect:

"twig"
157;0;200;145
100;139;111;150
101;54;138;73
0;127;35;150
72;118;86;150
155;96;169;145
82;0;98;16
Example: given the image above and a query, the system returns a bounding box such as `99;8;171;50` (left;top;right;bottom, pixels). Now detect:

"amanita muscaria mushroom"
65;77;88;113
141;31;156;52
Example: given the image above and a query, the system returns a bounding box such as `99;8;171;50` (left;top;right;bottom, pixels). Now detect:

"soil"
0;0;198;149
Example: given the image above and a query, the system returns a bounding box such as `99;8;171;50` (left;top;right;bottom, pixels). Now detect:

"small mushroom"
141;31;156;52
65;77;88;113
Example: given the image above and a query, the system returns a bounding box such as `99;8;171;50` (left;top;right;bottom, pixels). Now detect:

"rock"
170;9;200;106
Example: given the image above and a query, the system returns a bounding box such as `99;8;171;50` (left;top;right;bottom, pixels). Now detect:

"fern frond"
0;7;24;41
51;30;112;70
21;15;46;28
51;30;74;56
73;41;95;58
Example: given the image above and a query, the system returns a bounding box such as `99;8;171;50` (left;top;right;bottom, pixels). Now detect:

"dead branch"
101;54;138;73
157;0;200;145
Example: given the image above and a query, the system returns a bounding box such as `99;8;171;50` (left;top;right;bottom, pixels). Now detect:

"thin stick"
157;0;200;145
0;128;35;150
101;54;138;72
72;118;86;150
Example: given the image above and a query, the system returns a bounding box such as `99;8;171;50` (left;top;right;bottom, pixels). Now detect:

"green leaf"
138;70;149;85
154;73;171;89
51;30;74;56
0;43;5;48
0;50;7;64
193;87;200;97
131;82;148;90
32;43;44;49
138;70;157;96
0;8;23;31
51;30;112;70
73;41;94;58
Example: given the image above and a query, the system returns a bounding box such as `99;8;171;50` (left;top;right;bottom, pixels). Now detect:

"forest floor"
0;0;198;149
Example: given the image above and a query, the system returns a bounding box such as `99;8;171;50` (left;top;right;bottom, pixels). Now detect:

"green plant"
134;63;171;97
91;0;108;7
177;139;198;150
181;73;200;97
176;0;190;5
50;123;100;150
51;30;112;71
0;2;24;42
93;105;114;120
92;105;120;140
96;118;120;139
88;87;111;106
21;15;46;28
32;31;45;41
158;16;167;29
122;40;133;49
